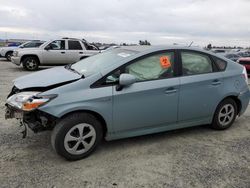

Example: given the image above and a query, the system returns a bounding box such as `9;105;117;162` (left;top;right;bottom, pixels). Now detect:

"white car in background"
11;38;100;71
0;41;45;61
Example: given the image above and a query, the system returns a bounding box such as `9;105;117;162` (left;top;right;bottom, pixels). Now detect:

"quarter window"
212;56;227;71
181;52;213;75
68;40;83;50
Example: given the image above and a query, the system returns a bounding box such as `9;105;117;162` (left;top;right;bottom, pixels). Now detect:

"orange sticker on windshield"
160;56;171;68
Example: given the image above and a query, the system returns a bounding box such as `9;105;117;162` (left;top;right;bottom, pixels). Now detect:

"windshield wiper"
65;64;84;78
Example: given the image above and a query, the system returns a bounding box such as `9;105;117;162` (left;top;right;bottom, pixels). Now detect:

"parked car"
11;38;100;71
0;40;44;61
237;57;250;74
237;51;250;58
224;53;241;62
5;46;250;160
211;49;226;53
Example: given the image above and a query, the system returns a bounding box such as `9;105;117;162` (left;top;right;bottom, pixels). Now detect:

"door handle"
61;52;65;54
79;52;83;54
165;87;177;94
212;79;222;86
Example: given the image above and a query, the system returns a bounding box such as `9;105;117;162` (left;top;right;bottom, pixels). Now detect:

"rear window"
212;56;227;71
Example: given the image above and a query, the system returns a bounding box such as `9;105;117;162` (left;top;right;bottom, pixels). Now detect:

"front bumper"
5;103;57;133
11;56;21;66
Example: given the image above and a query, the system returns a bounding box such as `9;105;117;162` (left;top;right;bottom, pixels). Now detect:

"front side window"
125;52;175;81
181;51;213;75
47;40;65;50
105;52;175;84
68;40;83;50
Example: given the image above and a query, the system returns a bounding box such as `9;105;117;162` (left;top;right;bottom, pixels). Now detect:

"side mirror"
45;45;51;50
116;74;136;91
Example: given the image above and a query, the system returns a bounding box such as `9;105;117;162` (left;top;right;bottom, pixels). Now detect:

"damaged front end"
5;87;58;138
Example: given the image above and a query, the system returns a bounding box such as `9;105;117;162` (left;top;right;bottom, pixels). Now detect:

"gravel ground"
0;58;250;188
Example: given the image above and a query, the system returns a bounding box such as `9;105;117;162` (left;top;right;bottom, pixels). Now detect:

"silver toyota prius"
5;46;250;160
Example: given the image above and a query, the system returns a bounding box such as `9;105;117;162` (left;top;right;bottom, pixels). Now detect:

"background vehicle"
11;38;100;71
223;53;241;62
0;40;44;61
237;57;250;74
5;46;250;160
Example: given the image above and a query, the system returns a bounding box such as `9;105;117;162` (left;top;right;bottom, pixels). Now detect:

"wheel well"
60;110;107;136
21;55;40;64
221;96;242;114
5;51;13;57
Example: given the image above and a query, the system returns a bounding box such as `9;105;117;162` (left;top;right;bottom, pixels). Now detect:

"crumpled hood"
14;66;81;89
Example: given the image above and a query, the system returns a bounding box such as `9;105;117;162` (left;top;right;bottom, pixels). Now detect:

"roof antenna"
188;41;193;47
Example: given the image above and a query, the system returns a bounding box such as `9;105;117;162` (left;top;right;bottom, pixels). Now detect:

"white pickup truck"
11;38;100;71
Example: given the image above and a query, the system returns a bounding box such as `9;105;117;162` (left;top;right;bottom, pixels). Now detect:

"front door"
111;51;180;132
42;40;68;64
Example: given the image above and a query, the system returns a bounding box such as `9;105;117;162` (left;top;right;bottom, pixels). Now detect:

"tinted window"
212;56;227;71
181;51;213;75
68;40;82;50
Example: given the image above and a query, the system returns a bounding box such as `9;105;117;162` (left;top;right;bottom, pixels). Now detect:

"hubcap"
218;104;235;126
26;60;36;70
64;123;96;155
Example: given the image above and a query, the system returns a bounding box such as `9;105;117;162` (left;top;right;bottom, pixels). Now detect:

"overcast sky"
0;0;250;47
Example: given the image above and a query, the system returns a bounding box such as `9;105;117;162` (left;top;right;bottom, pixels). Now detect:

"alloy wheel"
64;123;96;155
218;104;235;126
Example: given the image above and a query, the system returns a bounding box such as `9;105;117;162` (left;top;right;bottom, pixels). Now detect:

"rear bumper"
11;56;21;65
238;89;250;116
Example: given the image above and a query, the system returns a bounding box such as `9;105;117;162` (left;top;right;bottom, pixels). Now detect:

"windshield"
19;41;44;48
71;48;138;77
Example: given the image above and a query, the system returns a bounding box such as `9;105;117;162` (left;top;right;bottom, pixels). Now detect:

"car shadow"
97;124;212;152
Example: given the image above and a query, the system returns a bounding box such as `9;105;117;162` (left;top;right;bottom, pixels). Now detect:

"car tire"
211;98;237;130
5;51;13;61
22;56;39;71
51;112;103;161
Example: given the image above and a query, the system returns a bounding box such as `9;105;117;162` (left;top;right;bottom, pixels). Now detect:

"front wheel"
211;98;237;130
22;56;39;71
5;51;13;61
51;113;103;160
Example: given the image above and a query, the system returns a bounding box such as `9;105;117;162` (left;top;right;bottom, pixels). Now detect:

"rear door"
178;50;224;122
66;40;84;63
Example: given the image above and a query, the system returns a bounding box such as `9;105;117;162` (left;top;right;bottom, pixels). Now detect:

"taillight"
242;67;248;85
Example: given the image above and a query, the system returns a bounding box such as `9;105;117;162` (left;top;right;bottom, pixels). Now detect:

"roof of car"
119;45;210;54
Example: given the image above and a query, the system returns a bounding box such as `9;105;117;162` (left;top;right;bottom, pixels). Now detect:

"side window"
125;52;175;81
181;51;213;75
47;40;65;50
212;56;227;71
104;52;175;85
68;40;83;50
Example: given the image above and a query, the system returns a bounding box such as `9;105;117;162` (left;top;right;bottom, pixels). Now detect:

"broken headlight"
6;92;57;111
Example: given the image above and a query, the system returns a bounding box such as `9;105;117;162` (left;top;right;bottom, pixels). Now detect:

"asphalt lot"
0;58;250;188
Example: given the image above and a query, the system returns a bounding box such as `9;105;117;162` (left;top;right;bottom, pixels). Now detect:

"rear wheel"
5;51;13;61
51;112;103;161
211;98;237;130
22;56;39;71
